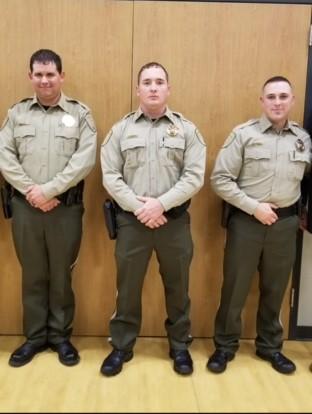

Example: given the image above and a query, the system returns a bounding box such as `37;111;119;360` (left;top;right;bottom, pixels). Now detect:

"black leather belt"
233;202;298;220
272;203;298;218
114;199;191;219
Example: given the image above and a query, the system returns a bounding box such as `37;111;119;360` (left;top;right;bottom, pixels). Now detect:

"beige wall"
0;0;311;338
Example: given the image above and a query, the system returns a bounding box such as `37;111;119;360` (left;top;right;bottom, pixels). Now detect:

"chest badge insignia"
295;138;305;152
62;114;76;127
167;124;179;137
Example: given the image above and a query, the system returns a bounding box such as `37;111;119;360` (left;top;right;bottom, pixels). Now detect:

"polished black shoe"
256;350;296;374
9;341;48;367
100;349;134;376
207;349;235;373
50;341;80;366
169;349;193;375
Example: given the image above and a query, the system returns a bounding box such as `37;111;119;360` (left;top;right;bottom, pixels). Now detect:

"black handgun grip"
103;199;117;240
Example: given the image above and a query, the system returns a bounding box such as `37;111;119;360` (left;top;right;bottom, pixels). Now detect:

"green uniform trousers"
11;195;83;346
214;210;299;356
110;210;193;351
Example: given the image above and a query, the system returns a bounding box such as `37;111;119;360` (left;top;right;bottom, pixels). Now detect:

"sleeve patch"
0;116;9;131
85;113;97;133
195;129;206;145
222;132;236;148
102;130;113;145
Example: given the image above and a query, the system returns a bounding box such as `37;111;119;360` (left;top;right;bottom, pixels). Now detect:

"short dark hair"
30;49;62;73
262;76;292;90
137;62;169;84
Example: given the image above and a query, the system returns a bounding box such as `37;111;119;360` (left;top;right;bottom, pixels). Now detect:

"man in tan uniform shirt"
100;62;206;376
208;76;311;374
0;49;97;367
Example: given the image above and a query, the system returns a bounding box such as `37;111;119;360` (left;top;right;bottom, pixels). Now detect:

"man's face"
29;61;64;105
136;66;170;112
260;81;294;127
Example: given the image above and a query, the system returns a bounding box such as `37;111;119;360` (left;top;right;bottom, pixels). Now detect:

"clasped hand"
253;202;278;225
134;196;167;228
26;185;60;212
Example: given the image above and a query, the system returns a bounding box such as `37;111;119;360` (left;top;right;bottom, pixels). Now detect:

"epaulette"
19;97;33;103
172;111;183;118
289;121;306;132
6;97;32;111
172;111;194;125
234;119;258;131
122;111;136;120
65;97;89;110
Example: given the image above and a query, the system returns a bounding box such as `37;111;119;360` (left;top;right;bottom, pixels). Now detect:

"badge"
62;114;76;127
167;124;179;137
295;138;305;152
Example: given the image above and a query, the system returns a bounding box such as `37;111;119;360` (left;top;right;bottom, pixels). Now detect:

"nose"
41;76;49;84
274;97;282;105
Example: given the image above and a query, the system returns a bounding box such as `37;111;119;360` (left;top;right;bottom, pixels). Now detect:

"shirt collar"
133;106;175;123
29;92;68;111
259;114;297;136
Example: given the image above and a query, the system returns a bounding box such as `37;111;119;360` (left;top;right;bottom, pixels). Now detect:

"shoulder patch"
222;131;237;148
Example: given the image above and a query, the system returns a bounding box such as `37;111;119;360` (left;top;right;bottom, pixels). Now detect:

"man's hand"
26;185;60;212
38;198;61;212
253;202;278;225
134;196;167;228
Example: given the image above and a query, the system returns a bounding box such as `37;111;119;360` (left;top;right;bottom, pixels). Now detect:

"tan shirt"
0;93;97;199
210;115;311;214
101;107;206;212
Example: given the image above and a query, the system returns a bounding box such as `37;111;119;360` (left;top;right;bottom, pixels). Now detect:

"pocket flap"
244;147;271;160
13;125;36;138
121;138;146;151
163;137;185;150
289;151;311;163
55;127;79;139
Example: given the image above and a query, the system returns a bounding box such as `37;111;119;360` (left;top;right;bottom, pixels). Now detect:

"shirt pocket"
160;136;185;167
13;125;36;155
121;137;146;168
288;151;310;181
243;147;271;176
55;127;79;156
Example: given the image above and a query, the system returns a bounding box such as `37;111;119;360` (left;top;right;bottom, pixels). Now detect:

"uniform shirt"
101;107;206;212
0;93;97;199
210;115;311;215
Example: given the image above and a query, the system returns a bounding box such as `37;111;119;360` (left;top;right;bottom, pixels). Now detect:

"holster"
0;182;14;219
165;199;191;219
221;201;234;228
57;180;84;206
103;199;117;240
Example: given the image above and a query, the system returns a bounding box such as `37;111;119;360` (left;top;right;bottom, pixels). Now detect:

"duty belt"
235;202;298;220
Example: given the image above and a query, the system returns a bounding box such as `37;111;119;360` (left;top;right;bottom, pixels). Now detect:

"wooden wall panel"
132;1;311;338
0;0;310;339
